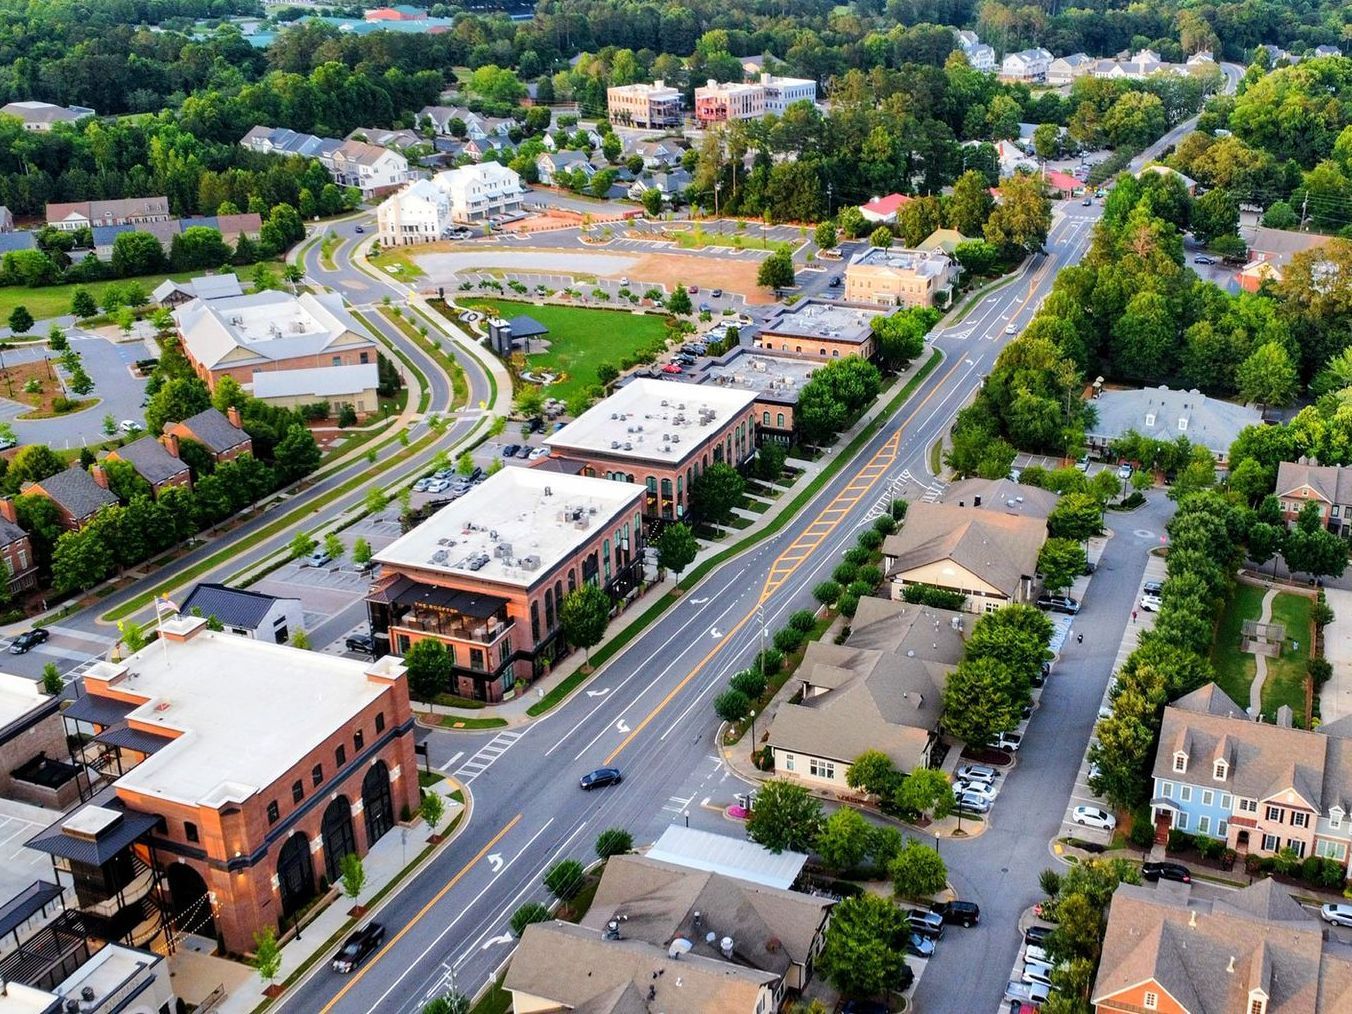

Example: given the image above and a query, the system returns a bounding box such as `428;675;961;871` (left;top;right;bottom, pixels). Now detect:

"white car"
118;419;143;433
1025;944;1051;964
956;792;991;813
1005;981;1050;1005
412;478;432;492
425;479;451;494
1072;805;1116;831
1140;592;1162;612
1117;463;1134;480
1322;903;1352;927
1004;323;1016;335
995;731;1023;752
529;446;550;460
955;780;998;802
1022;960;1055;987
957;764;998;783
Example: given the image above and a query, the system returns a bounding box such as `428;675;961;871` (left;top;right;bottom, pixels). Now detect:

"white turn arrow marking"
690;597;709;604
616;719;630;733
711;627;723;638
487;853;503;873
586;688;611;698
481;933;513;950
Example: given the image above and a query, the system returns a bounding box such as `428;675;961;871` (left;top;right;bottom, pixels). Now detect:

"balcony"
392;612;513;646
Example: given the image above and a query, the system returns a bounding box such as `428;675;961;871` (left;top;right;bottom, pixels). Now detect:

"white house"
759;73;817;115
376;178;451;246
376;163;522;244
0;100;95;131
954;29;996;72
180;582;304;644
438;162;523;222
1000;47;1054;83
1047;53;1093;85
537;150;594;185
326;140;409;198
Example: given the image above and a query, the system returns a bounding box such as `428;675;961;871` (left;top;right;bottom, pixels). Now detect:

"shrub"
1195;835;1226;860
838;592;860;617
832;562;859;585
1167;829;1196;854
813;580;842;606
844;546;871;566
773;626;805;653
857;529;883;550
755;648;783;676
789;609;817;632
902;583;967;610
856;565;883;587
1120;491;1146;509
508;902;549;937
1313;595;1334;629
544;859;586;902
1038;869;1061;897
1310;657;1333;687
847;580;873;598
730;669;767;700
890;499;909;520
594;828;634;859
872;515;897;535
714;689;751;722
1128;815;1155;850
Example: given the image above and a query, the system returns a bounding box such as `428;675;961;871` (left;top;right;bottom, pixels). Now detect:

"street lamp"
749;708;757;747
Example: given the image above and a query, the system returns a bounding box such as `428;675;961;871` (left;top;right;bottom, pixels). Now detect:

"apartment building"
1047;53;1094;84
694;79;765;125
954;30;996;72
103;435;192;496
606;80;682;128
240;126;408;198
999;47;1054;83
376;163;523;246
545;378;758;521
759;73;817;114
1276;458;1352;534
46;197;170;232
369;468;646;700
28;616;417;955
843;246;956;308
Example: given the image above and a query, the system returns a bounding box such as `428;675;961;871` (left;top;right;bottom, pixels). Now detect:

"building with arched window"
688;347;819;444
31;616;417;955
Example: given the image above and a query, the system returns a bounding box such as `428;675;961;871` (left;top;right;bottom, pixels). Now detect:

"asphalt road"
276;202;1103;1014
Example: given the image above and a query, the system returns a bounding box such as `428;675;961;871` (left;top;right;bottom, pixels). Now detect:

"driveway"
1320;587;1352;723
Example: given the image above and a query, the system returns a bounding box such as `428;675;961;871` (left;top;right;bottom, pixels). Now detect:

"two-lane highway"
278;203;1101;1014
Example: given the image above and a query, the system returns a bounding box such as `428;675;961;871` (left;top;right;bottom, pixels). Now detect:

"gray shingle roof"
30;466;118;520
181;583;295;630
1086;386;1262;456
111;436;189;486
0;517;27;549
881;502;1046;599
177;408;248;454
1276;459;1352;505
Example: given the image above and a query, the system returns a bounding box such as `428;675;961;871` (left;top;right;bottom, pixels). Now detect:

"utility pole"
714;181;722;233
826;182;833;217
1300;192;1309;232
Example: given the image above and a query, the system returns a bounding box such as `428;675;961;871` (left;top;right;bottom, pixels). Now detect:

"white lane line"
437;751;465;771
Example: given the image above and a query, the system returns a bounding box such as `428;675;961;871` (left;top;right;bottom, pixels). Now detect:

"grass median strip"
526;348;942;716
379;305;470;409
354;310;433;414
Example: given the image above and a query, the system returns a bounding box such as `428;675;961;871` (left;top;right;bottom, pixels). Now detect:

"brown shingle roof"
882;502;1046;599
1276;459;1352;506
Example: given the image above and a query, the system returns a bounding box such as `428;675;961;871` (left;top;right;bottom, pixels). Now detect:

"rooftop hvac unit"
430;549;449;565
493;542;513;559
519;554;541;570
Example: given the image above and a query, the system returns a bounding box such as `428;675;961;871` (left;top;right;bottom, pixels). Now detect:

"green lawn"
667;226;794;255
0;270;206;323
468;299;669;404
1210;585;1314;723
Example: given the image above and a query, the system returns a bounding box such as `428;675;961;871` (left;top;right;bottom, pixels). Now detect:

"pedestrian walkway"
1250;587;1278;716
1319;587;1352;723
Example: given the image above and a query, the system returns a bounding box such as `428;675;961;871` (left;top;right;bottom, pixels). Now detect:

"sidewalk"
172;777;466;1014
422;352;940;726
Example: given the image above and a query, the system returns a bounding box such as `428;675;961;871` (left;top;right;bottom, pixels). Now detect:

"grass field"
667;226;794;255
1210;585;1313;722
469;299;669;404
0;270;206;323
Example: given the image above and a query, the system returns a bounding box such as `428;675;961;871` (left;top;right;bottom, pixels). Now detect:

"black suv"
332;922;385;973
931;900;981;927
1142;861;1192;884
1024;924;1053;946
345;634;375;655
9;629;49;654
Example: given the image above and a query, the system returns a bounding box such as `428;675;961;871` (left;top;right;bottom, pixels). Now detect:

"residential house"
436;162;522;222
326;139;409;198
844;246;956;308
376;178;450;246
916;228;973;256
0;231;35;254
881;501;1048;613
0;499;37;592
627;169;690;203
103;436;191;495
1047;53;1093;85
240;125;338;160
769;596;964;788
1247;226;1332;268
462;135;515;162
993;139;1038;175
46;197;171;232
174;290;376;391
414;105;476;136
252;363;381;418
347;126;423;150
163;407;252;464
859;193;912;225
1239;259;1283;293
505;852;833;1013
632;138;687;169
999;48;1054;83
1091;878;1352;1014
1044;169;1086;197
1149;682;1352;870
22;465;118;531
1314;44;1343;58
1187;50;1216;65
536;149;594;185
0;101;95;131
1084;386;1263;463
151;272;244;308
1136;163;1197;195
953;30;997;73
1275;458;1352;534
606;80;683;128
694;79;765;125
180;582;303;644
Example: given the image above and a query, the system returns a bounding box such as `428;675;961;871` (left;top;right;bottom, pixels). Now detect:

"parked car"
1142;861;1192;884
1075;454;1091;472
689;285;699;293
345;634;375;654
1143;580;1163;596
906;910;946;939
995;731;1023;752
829;275;842;287
661;364;683;374
957;764;998;783
1022;960;1055;987
9;629;49;654
904;931;935;958
332;923;384;973
501;444;521;457
711;288;723;297
425;479;451;493
1321;903;1352;927
681;343;707;355
955;780;998;803
579;767;623;790
118;419;143;433
412;478;432;492
307;550;333;568
619;276;629;287
1117;462;1134;480
1036;594;1081;615
1024;924;1053;946
0;434;14;450
433;468;454;480
1082;197;1093;206
1194;254;1214;265
698;302;712;312
1072;805;1116;831
514;445;533;458
957;792;991;814
529;447;550;460
931;900;980;927
1004;980;1051;1006
1024;944;1051;965
1097;703;1115;721
1140;591;1162;612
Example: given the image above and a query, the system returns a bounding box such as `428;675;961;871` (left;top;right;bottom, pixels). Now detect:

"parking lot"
4;334;149;450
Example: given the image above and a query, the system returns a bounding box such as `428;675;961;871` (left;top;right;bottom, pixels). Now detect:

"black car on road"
9;629;49;654
332;923;384;973
579;767;622;790
1142;861;1191;884
931;900;981;927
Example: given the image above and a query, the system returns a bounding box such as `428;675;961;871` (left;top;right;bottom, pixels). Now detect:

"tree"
595;828;634;859
290;628;311;649
145;377;211;435
117;619;147;654
1191;187;1239;245
736;774;823;854
942;655;1025;748
41;662;62;696
51;527;114;593
70;289;97;319
668;283;692;315
691;462;745;523
947;170;996;236
868;225;893;249
893;767;955;822
714;688;751;722
1236;342;1297;408
871;308;936;371
889;839;947;899
641;187;665;217
544;858;585;902
656;522;698;579
290;531;317;559
7;306;32;335
1033;122;1060;160
274;425;321;483
814;222;838;250
403;639;452;701
560;583;610;663
352;537;372;567
816;894;908;998
846;749;900;798
420;790;446;833
510;903;551;937
323;532;345;561
110;231;167;277
1038;538;1087;592
757;248;795;292
9;444;65;486
339;852;365;902
422;992;470;1014
252;927;282;984
815;806;872;872
984;172;1051;254
1048;492;1103;541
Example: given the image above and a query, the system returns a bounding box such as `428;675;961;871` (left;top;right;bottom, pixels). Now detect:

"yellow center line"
317;815;522;1014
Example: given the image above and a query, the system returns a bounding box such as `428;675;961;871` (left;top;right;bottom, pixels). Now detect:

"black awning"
94;724;171;755
392;582;508;619
62;694;135;727
0;881;62;938
27;807;159;865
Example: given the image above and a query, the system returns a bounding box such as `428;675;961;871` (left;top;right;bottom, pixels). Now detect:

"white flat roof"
0;671;46;728
546;378;755;465
54;944;161;1007
645;826;807;890
88;621;399;808
252;362;380;399
374;468;644;588
760;299;885;343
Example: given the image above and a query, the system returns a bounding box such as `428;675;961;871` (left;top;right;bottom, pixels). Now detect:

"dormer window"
1213;759;1228;781
1332;808;1344;830
1173;752;1187;774
1249;990;1267;1014
1179;417;1188;432
1145;413;1156;427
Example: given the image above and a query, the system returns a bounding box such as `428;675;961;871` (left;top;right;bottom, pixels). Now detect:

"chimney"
90;465;109;490
974;495;982;507
226;405;243;429
0;498;16;524
162;432;181;458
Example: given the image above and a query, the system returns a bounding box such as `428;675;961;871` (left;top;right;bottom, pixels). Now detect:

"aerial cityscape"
0;2;1351;1013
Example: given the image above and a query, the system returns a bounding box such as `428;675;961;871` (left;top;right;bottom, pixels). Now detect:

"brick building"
163;408;252;464
753;299;888;361
0;497;38;592
30;616;417;955
690;347;821;443
369;468;647;701
21;465;118;531
104;436;192;496
545;378;758;521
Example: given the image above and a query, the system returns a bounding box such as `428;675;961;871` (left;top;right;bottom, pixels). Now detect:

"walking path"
1250;587;1278;717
